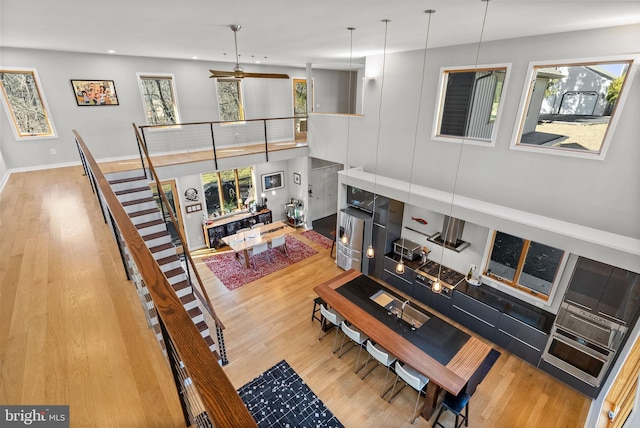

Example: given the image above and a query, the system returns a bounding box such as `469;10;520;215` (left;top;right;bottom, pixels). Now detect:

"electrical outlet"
50;148;56;155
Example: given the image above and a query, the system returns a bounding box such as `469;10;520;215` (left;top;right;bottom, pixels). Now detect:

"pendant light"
368;19;390;260
434;0;490;293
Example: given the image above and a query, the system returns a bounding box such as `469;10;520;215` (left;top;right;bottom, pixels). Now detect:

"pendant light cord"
437;0;490;283
373;19;389;230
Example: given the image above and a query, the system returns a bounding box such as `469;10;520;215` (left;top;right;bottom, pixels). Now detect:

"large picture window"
216;79;244;122
0;68;57;139
138;73;180;126
484;231;565;301
434;65;509;146
510;56;636;159
202;167;254;216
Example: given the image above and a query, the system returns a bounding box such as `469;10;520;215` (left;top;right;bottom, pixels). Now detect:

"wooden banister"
73;130;256;428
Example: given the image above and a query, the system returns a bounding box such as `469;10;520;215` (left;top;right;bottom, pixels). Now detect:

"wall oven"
542;303;626;386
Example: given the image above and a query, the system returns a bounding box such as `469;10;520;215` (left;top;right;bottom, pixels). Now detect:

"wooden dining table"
222;221;296;268
314;269;493;420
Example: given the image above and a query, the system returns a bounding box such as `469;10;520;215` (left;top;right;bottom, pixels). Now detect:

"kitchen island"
314;269;494;419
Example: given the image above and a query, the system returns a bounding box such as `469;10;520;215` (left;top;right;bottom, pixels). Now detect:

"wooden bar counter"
314;269;493;420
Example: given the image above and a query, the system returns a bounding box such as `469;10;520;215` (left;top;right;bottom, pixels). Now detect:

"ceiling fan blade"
239;72;290;79
209;69;236;78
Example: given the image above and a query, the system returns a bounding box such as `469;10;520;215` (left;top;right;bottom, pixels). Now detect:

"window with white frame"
216;79;244;122
138;74;180;126
510;56;636;159
434;65;509;145
484;230;565;301
0;68;57;139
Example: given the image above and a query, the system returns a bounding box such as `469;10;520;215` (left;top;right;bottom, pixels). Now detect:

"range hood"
428;216;470;252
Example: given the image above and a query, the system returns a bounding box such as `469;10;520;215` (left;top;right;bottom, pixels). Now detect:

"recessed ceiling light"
192;56;199;60
107;49;116;54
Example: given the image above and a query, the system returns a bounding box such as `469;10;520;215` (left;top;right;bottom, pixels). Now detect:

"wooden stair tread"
156;254;180;266
164;267;185;278
149;242;174;253
142;231;170;241
121;196;155;206
129;208;161;218
135;218;165;229
115;186;151;195
108;176;147;185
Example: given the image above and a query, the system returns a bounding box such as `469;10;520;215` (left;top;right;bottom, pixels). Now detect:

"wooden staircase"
105;169;217;357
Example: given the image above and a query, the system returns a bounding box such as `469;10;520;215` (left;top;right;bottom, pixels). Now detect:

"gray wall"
0;47;353;170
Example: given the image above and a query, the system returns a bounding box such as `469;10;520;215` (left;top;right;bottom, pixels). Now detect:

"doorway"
293;78;309;141
149;179;186;255
309;162;340;222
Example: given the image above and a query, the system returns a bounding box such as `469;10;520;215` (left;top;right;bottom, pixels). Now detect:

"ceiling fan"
209;25;290;79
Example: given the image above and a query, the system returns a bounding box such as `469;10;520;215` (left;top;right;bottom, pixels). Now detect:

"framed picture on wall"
70;79;119;106
262;171;284;191
293;172;301;185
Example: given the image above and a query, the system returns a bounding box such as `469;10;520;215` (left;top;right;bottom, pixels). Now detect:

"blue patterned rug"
238;360;344;428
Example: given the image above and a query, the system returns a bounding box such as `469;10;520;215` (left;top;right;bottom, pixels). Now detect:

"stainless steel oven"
541;302;626;386
542;325;614;386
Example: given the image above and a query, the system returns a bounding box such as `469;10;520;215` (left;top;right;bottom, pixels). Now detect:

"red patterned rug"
203;235;318;291
300;229;334;249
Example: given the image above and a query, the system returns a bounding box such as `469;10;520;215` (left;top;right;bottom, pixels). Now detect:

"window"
216;79;244;122
202;167;254;216
0;68;57;139
434;65;509;145
511;57;637;159
484;231;565;301
138;74;180;126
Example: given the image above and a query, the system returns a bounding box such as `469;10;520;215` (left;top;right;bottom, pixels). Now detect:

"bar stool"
388;361;429;424
337;321;369;373
432;362;484;428
361;341;397;399
311;297;326;323
318;304;345;353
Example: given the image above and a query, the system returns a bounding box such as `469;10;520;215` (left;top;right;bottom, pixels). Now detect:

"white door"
310;169;324;222
323;165;339;218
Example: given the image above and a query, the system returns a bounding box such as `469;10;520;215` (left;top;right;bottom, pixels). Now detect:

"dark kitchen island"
314;269;494;420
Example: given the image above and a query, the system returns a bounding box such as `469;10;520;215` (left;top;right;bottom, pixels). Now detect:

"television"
346;185;375;213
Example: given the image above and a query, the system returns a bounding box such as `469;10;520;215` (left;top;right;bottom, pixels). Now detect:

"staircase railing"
73;129;256;428
136;116;307;171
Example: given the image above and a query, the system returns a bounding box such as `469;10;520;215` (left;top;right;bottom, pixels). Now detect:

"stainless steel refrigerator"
336;208;372;273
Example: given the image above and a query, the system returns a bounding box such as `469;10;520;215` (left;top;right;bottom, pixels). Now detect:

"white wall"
0;47;353;170
310;24;640;245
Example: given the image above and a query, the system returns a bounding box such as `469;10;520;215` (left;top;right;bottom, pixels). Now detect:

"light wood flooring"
1;165;591;427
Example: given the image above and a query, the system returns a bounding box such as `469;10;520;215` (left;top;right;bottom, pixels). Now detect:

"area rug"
238;360;344;428
300;229;334;249
203;235;317;291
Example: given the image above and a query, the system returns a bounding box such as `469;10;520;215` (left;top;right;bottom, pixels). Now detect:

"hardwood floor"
1;165;591;427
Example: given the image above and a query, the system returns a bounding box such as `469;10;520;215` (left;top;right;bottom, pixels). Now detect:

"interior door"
149;179;186;255
309;169;324;222
323;165;339;218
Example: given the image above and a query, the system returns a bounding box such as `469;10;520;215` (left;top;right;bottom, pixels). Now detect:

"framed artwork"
70;79;119;106
293;172;301;185
0;68;57;139
262;171;284;191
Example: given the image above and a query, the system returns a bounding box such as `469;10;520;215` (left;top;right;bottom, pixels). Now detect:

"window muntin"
511;57;636;159
138;74;180;126
0;68;57;139
202;167;254;216
216;79;244;122
485;231;565;300
434;65;509;145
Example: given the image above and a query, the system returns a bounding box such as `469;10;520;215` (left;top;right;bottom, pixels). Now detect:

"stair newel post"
134;123;149;180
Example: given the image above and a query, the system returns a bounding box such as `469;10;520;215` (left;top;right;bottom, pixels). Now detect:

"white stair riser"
144;235;172;248
137;223;167;236
174;286;192;298
130;212;163;225
159;259;182;272
199;328;210;338
123;201;157;213
166;272;187;286
105;170;146;182
191;313;204;324
116;189;154;203
151;247;177;260
182;299;198;311
109;179;150;192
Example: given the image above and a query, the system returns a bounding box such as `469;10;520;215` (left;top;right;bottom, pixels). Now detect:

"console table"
203;209;272;248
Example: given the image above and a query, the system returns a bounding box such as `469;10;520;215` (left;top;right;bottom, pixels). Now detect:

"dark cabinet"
450;291;499;341
565;257;640;325
204;210;272;248
414;282;452;317
494;313;548;366
383;257;415;297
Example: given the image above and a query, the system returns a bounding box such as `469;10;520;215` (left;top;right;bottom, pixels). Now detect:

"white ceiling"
2;0;640;69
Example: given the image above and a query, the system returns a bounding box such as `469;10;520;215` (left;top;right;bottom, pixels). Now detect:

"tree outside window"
485;230;565;300
138;74;179;126
202;167;254;216
216;79;244;122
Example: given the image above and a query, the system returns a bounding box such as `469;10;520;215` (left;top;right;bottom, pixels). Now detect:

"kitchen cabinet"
450;291;499;341
383;256;415;298
494;313;548;366
414;282;452;317
565;257;640;325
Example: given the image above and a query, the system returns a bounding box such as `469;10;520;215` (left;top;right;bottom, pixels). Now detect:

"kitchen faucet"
400;299;410;321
